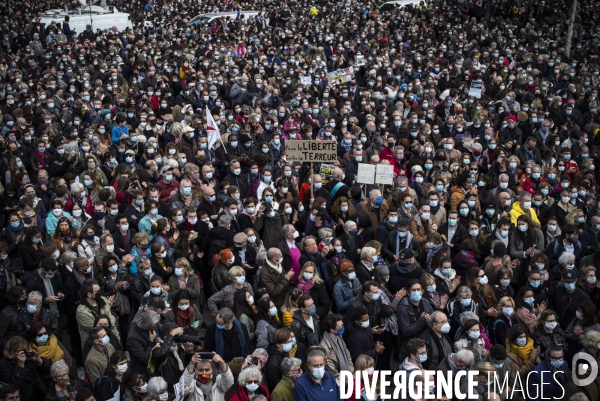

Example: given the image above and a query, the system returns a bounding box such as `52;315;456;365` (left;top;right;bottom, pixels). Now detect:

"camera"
25;349;35;357
251;356;261;366
173;334;203;346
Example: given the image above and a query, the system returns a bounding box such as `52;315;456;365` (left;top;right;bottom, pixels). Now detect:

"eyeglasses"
246;380;260;384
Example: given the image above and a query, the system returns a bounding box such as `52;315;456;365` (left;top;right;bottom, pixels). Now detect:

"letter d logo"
572;352;599;386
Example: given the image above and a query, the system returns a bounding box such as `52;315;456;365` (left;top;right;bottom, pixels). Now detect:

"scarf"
297;277;315;295
30;334;64;362
161;232;172;247
426;242;444;271
170;344;185;371
362;260;375;272
18;209;36;226
136;246;149;260
34;148;46;165
305;251;329;281
505;337;534;362
324;331;350;371
54;383;77;401
266;259;282;274
4;222;24;244
214;318;250;357
488;147;497;164
58;226;73;243
175;305;194;327
288;343;298;358
41;271;58;314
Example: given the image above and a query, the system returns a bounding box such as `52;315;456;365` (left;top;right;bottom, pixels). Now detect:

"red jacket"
229;384;270;401
523;177;547;196
64;194;94;216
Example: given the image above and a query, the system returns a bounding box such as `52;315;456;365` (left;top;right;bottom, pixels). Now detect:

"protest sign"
285;141;337;162
468;79;483;98
356;54;365;66
300;76;312;85
326;67;355;85
375;164;395;185
320;163;335;184
357;164;376;184
63;142;79;154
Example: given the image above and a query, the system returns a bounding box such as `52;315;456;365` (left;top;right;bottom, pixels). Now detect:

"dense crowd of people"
1;0;600;400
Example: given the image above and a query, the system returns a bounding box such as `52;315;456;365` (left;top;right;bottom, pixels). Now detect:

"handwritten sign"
356;54;365;66
468;79;483;98
375;164;395;185
285;141;337;162
357;163;376;184
300;76;312;85
326;67;355;85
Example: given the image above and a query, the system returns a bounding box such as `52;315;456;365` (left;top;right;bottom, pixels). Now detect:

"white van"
37;6;133;34
190;10;261;26
379;0;423;12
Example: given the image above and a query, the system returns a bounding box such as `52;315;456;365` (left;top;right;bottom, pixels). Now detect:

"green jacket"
270;376;295;401
580;254;600;269
84;343;115;384
76;296;120;344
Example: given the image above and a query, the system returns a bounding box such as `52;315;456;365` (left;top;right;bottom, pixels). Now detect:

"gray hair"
147;376;168;397
318;228;332;240
256;250;267;267
219;215;231;227
498;173;509;182
266;247;280;261
343;220;357;231
518;191;532;202
360;247;376;259
280;357;302;376
282;224;295;238
397;176;408;185
238;366;262;386
306;348;326;366
301;236;317;250
374;265;390;285
28;291;43;303
369;189;381;199
50;360;70;380
457;286;472;299
137;310;161;331
218;307;234;324
70;182;84;193
459;311;480;326
558;251;576;266
332;168;344;180
60;250;77;264
428;311;446;327
253;348;269;363
569;394;590;401
471;142;482;151
455;349;475;366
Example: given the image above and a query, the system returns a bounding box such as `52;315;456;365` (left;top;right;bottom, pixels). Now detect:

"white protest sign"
375;164;395;185
63;142;79;154
468;79;483;98
300;76;312;85
356;163;376;184
356;54;365;66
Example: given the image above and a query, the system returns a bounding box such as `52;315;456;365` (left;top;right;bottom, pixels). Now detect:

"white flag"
206;106;220;149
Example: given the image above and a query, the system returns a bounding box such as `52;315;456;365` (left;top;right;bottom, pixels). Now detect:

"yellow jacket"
309;6;318;15
509;201;540;227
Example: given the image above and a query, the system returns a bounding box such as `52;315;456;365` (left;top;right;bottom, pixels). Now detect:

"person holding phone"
182;351;233;401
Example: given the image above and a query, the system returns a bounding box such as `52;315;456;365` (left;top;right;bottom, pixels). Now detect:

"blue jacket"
333;277;360;313
527;359;569;400
294;370;341;401
111;124;129;144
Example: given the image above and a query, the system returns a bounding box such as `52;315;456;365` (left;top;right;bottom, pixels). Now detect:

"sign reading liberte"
285;141;338;162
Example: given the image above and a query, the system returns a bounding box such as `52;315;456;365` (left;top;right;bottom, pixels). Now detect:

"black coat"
25;269;64;309
16;307;60;338
290;310;321;348
63;271;86;317
338;232;365;264
308;281;331;319
111;229;136;259
211;263;230;293
231;245;258;277
203;321;251;363
150;256;172;283
387;262;425;294
354;260;374;284
345;320;378;361
381;230;420;262
438;222;467;257
131;272;151;312
552;286;591;330
126;324;155;376
0;356;51;400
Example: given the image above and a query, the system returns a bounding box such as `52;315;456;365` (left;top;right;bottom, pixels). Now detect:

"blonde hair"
132;232;149;246
496;296;515;311
175;258;194;276
301;262;324;284
355;354;375;372
578;265;596;287
228;266;245;281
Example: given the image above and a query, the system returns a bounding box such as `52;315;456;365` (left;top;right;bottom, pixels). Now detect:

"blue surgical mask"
515;337;527;347
461;298;472;307
524;297;534;305
468;331;480;340
530;280;541;288
410;291;422;302
550;359;563;369
426;284;436;292
216;323;226;330
564;282;575;291
500;279;511;287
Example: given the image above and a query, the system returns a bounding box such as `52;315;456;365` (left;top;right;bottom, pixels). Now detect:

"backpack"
93;376;114;399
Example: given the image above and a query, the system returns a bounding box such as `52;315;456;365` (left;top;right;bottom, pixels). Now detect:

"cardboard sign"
357;163;395;185
375;164;395;185
320;163;335;184
357;163;376;184
468;79;483;98
285;141;337;162
326;67;354;85
356;54;365;66
300;76;312;85
63;141;79;154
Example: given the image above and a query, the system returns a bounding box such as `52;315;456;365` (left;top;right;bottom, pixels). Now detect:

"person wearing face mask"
416;311;453;370
563;300;600;349
140;274;172;312
84;326;117;384
208;265;254;318
76;279;120;345
398;338;429;381
319;313;354;380
551;269;592;331
504;324;542;376
16;289;61;340
181;349;233;401
162;289;203;341
290;294;322;349
527;344;570;400
531;310;567;358
24;257;65;317
545;225;582;271
498;115;523;146
92;351;130;401
397;280;435;361
454;319;488;365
